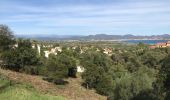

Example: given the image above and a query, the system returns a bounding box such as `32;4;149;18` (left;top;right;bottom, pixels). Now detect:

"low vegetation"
0;74;66;100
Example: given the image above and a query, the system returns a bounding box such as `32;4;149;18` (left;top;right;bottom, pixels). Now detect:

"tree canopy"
0;25;14;51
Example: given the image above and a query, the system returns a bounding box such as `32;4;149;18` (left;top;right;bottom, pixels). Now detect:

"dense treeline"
2;39;40;72
80;44;170;100
0;25;77;85
1;25;170;99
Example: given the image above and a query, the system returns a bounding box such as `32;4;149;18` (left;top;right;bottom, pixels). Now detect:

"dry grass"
0;68;106;100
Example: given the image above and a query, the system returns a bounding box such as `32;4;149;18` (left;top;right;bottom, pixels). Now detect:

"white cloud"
0;0;170;35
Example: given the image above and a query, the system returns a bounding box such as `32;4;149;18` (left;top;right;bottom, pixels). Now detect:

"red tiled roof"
149;46;156;49
156;43;167;46
167;41;170;44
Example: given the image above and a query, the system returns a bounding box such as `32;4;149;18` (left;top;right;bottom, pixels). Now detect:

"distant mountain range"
15;34;170;41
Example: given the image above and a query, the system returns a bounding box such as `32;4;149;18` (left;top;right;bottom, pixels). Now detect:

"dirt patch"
0;68;106;100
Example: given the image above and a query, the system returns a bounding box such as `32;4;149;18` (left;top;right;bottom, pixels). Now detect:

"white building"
44;51;50;58
103;48;113;55
55;47;62;52
32;44;36;49
13;44;18;48
77;66;85;73
44;51;57;58
37;44;41;55
43;47;61;58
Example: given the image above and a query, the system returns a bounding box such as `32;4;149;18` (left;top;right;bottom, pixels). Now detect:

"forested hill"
16;34;170;41
1;25;170;100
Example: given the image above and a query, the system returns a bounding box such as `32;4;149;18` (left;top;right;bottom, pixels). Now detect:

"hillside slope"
0;73;66;100
0;68;106;100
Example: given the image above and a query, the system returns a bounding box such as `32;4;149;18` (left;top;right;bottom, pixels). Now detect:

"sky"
0;0;170;36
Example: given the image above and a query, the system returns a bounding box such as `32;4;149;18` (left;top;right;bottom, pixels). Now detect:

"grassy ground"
0;74;66;100
0;69;106;100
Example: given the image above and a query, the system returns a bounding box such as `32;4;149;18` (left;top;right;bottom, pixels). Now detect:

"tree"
111;52;142;72
2;39;39;73
141;50;166;69
95;73;114;95
44;53;77;84
80;51;113;95
159;54;170;99
132;90;158;100
57;53;77;77
0;25;14;51
111;53;125;65
162;55;170;89
45;55;68;84
109;66;156;100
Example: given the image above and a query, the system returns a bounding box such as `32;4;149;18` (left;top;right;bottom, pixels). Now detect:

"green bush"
44;54;76;85
2;39;40;73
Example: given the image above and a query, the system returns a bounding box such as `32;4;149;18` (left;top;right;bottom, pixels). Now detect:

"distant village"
13;42;116;73
150;41;170;49
12;40;170;73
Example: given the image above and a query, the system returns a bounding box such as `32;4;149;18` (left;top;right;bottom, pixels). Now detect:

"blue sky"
0;0;170;36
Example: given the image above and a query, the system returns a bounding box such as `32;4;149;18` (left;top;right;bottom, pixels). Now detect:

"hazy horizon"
15;33;170;37
1;0;170;36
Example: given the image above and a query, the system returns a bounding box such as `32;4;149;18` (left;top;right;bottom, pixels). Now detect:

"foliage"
79;44;170;99
0;74;66;100
0;25;15;51
112;67;155;100
44;53;77;84
141;50;166;69
2;39;39;73
80;51;113;95
2;25;170;99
